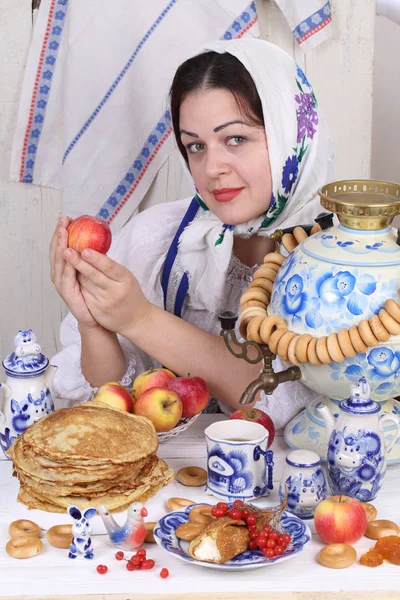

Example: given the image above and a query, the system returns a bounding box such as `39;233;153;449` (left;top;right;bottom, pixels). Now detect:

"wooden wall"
0;0;376;361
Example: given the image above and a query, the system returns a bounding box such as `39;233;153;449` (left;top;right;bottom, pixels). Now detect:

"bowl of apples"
132;369;209;443
93;369;209;443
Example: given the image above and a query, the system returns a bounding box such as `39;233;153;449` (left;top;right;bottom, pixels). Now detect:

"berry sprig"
211;500;291;558
96;548;169;577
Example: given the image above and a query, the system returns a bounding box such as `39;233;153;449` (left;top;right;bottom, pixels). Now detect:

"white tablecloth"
1;414;399;599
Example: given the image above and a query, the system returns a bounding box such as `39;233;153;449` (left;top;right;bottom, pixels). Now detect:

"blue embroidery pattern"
293;1;332;45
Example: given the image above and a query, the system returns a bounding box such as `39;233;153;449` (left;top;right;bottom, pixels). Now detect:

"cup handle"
253;445;274;491
379;413;400;455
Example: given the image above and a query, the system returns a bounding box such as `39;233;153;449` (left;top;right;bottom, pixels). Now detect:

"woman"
49;38;333;429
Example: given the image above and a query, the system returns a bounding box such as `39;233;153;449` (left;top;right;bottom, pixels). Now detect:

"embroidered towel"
275;0;333;51
10;0;259;231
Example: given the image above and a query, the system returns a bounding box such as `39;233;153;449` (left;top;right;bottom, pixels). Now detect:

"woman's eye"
227;136;246;146
187;142;204;153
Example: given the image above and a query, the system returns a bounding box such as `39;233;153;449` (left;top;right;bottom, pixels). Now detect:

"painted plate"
153;503;311;571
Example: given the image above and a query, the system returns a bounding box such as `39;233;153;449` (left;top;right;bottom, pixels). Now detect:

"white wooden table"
1;414;400;600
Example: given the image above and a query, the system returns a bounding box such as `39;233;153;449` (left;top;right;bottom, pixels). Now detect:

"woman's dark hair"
170;52;264;163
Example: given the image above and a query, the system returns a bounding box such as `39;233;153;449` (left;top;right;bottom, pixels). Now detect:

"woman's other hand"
49;217;98;330
62;247;152;336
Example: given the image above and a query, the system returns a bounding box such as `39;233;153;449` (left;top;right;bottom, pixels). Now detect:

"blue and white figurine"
0;330;57;457
279;449;327;519
68;505;97;560
318;376;400;501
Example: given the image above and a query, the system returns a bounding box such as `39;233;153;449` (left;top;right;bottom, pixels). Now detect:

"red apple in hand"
167;376;209;418
229;408;275;447
67;215;112;254
314;495;368;544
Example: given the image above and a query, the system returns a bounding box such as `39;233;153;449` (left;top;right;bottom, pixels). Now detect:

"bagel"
307;337;323;365
337;328;357;359
176;466;207;487
276;331;297;362
287;335;301;366
8;519;41;539
259;315;286;344
189;505;214;525
246;316;265;344
348;325;368;354
317;543;357;569
362;503;377;523
46;524;73;549
144;522;157;543
281;233;297;253
358;320;379;348
378;308;400;336
326;332;345;363
365;519;399;540
293;226;308;244
176;522;206;541
295;334;313;364
267;327;289;355
263;252;285;266
253;266;279;283
369;315;390;342
6;536;42;559
385;298;400;323
165;497;196;512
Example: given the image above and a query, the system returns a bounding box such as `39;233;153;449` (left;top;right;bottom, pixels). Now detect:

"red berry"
136;549;146;558
256;535;267;549
233;500;244;508
211;506;220;517
126;562;136;571
246;514;257;527
268;531;279;541
229;508;242;520
142;559;155;570
274;545;285;556
96;565;108;574
281;533;291;545
160;568;169;579
263;525;272;534
266;538;276;548
241;509;249;519
248;540;258;551
262;548;275;559
249;530;258;540
115;551;124;560
130;555;142;567
216;502;228;513
215;508;226;518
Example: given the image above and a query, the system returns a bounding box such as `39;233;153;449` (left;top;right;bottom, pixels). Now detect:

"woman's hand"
49;217;98;330
62;246;152;336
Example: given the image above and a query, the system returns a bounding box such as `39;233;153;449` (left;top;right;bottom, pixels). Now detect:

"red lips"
212;187;244;202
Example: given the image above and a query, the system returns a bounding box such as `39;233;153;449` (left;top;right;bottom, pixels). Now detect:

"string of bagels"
239;224;400;365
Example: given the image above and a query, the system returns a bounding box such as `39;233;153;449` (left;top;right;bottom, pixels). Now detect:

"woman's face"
179;88;272;225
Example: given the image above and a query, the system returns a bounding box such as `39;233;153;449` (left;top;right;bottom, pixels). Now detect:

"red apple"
132;368;176;399
314;495;368;545
133;387;182;432
94;381;134;412
167;376;209;418
67;215;112;254
229;408;275;448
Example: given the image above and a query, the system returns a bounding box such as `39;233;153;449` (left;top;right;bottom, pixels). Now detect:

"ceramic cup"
279;449;328;519
204;420;274;502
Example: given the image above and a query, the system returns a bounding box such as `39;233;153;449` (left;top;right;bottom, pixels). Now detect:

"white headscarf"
176;38;334;313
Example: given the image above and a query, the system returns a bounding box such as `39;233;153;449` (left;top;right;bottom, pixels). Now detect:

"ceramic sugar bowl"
0;329;57;457
318;376;400;501
279;449;328;519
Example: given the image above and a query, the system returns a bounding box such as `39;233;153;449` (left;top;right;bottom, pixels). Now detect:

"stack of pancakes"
8;401;173;513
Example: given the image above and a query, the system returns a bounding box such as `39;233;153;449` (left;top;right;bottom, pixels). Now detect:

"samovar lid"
2;330;48;376
318;179;400;230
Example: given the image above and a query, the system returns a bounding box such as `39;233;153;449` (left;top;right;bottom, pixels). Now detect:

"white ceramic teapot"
317;376;400;501
0;329;57;458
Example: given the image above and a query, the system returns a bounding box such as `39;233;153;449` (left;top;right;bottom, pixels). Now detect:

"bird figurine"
97;502;148;551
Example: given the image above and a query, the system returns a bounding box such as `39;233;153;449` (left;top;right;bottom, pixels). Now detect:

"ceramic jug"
317;376;400;501
279;449;328;519
0;329;57;458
